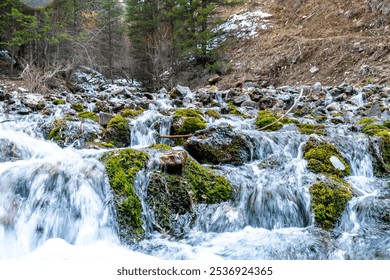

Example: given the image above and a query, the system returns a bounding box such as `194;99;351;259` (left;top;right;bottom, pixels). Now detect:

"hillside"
215;0;390;89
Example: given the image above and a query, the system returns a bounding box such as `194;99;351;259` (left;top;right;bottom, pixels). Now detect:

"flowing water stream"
0;90;389;260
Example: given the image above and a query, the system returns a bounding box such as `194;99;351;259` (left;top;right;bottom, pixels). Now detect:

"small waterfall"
0;132;118;259
130;111;172;148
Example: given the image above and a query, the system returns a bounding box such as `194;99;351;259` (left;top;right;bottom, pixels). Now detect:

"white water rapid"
0;86;389;261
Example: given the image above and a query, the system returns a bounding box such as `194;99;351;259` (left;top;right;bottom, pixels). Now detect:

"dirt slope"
216;0;390;89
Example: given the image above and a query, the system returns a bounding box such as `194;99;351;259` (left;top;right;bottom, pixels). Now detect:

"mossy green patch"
309;177;352;230
100;148;149;240
297;124;327;135
356;117;375;125
362;123;390;173
303;138;351;177
176;117;206;135
148;155;232;233
227;102;250;118
120;108;145;118
256;110;297;131
148;143;172;150
71;103;84;112
205;109;221;119
52;99;66;105
173;108;204;119
78;111;98;122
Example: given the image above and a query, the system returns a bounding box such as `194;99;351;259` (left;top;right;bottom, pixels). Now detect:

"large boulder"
183;125;253;165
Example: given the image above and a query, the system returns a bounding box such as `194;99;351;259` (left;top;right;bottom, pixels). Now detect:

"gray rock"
99;112;114;127
233;94;251;105
310;66;319;74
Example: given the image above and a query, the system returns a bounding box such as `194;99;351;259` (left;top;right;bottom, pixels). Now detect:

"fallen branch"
258;88;304;131
158;133;193;139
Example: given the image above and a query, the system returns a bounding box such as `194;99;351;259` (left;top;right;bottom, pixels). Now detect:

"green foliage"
100;148;149;239
303;138;351;177
78;111;98;122
206;61;233;75
310;177;352;230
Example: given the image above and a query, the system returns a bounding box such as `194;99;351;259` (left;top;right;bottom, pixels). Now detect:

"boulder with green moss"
303;137;351;177
100;148;149;242
103;114;130;147
256;110;297;131
309;176;353;230
297;124;327;136
171;108;206;135
183;125;253;165
45;117;101;148
362;123;390;176
147;150;232;234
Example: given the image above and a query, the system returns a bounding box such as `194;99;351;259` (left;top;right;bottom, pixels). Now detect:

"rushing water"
0;91;389;260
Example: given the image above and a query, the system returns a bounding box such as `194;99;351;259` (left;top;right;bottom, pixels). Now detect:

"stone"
159;150;188;174
233;93;251;105
310;66;319;74
330;156;346;170
208;74;221;85
99;112;114;127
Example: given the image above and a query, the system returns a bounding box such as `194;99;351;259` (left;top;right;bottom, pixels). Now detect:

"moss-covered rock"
226;102;250;118
309;176;352;230
100;148;149;241
171;108;206;136
205;109;221;119
303;137;351;177
147;153;233;234
256;110;297;131
362;123;390;176
71;103;84;112
148;143;172;150
52;99;66;105
103;114;130;147
78;111;99;122
120;108;145;118
297;124;327;136
183;125;253;165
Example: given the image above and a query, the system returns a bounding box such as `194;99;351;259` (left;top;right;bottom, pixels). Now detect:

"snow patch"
214;9;272;44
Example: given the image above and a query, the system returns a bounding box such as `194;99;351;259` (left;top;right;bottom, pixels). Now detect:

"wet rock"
169;85;192;99
233;93;251;105
241;100;258;109
159;150;188;174
0;139;23;162
183;125;253;165
99;112;114;127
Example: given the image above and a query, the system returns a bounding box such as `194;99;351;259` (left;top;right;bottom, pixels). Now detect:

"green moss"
362;124;387;135
148;143;172;150
332;112;344;117
176;117;206;135
384;121;390;129
297;124;327;135
173;108;204;119
100;148;149;240
227;102;250;118
71;103;84;112
256;110;290;131
315;115;327;123
309;177;352;230
356;117;375;125
52;99;66;105
121;108;145;118
184;158;232;204
303;138;351;177
48;126;62;141
78;111;98;122
85;141;114;148
205;109;221;119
